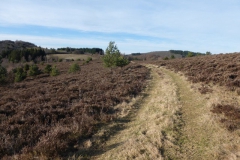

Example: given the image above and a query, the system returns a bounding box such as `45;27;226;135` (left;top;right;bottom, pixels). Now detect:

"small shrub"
50;66;60;76
29;64;41;76
59;59;63;62
187;52;194;57
86;57;92;62
15;67;27;82
116;56;129;67
171;55;175;59
164;57;169;60
13;67;18;73
44;64;52;74
77;58;81;61
103;41;120;68
24;64;30;71
103;41;129;68
86;57;93;63
69;63;80;73
0;65;7;84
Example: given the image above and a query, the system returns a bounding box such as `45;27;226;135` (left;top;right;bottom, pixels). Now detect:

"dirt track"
93;64;240;160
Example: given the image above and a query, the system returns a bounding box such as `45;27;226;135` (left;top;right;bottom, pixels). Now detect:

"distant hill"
0;40;37;54
127;51;182;61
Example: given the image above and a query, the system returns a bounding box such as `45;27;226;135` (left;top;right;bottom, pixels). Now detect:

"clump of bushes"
13;64;60;82
29;64;41;76
44;64;60;76
69;63;80;73
14;64;40;82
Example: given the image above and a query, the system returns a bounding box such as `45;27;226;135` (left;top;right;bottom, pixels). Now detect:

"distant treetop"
56;47;104;55
169;50;206;57
131;53;141;56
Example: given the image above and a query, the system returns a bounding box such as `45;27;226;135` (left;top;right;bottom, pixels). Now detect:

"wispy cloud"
0;0;240;53
0;33;174;53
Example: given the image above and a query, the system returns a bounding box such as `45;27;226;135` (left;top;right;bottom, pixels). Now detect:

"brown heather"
211;104;240;131
0;60;149;159
154;53;240;132
155;53;240;91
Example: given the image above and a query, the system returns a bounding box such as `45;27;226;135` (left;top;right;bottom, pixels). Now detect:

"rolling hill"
0;40;37;54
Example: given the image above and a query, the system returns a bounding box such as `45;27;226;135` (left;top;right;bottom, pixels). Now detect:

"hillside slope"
0;62;149;159
155;53;240;92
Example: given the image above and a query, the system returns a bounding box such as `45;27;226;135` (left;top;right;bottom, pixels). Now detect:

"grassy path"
91;64;240;160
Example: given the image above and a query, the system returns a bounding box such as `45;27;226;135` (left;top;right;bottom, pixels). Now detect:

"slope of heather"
150;53;240;159
155;53;240;92
0;61;149;159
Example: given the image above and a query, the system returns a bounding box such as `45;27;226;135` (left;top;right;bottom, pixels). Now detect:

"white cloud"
0;0;240;53
0;33;107;49
1;0;239;34
1;33;239;54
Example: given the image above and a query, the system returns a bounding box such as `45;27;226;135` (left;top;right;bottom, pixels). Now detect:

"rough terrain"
93;64;240;160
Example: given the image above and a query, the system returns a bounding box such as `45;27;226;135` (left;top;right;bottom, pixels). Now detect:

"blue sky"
0;0;240;54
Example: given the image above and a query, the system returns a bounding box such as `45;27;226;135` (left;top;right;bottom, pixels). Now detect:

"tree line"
1;48;46;63
56;47;104;55
131;53;141;55
169;50;210;57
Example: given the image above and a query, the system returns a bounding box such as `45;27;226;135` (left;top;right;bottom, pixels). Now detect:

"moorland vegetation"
155;53;240;132
0;41;147;159
1;39;240;159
